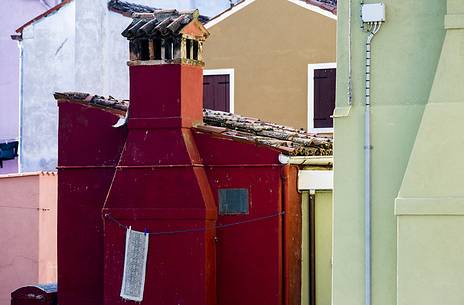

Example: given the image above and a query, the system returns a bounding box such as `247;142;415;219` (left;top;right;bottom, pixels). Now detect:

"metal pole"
364;21;381;305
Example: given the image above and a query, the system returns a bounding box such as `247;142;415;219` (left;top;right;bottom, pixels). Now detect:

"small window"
218;188;249;215
186;39;192;59
203;74;231;112
139;39;150;61
308;63;336;132
165;39;173;60
154;39;162;60
192;40;199;60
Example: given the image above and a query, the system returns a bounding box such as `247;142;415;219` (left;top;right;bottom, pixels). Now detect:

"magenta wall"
0;0;50;174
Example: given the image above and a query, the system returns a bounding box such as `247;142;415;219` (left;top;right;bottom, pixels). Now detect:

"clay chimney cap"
122;9;209;40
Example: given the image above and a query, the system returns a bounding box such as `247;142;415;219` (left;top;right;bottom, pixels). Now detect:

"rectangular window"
192;40;199;60
164;39;173;60
308;63;336;133
203;69;234;113
203;74;230;112
218;188;249;215
186;39;192;59
154;38;162;60
139;39;150;61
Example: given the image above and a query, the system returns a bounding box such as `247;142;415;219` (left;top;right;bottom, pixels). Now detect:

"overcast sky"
132;0;231;18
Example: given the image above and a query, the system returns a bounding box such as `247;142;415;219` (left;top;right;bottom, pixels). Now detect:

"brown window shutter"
203;74;230;112
313;68;336;129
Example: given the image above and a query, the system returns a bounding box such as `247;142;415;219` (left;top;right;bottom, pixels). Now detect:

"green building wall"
395;1;464;304
315;191;332;305
333;1;446;305
301;191;333;305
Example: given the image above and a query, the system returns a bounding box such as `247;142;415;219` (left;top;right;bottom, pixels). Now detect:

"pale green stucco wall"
315;191;332;305
301;192;310;305
333;1;446;305
301;191;333;305
395;1;464;304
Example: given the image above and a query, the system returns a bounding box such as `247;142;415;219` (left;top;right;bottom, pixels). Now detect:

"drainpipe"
361;4;384;305
18;41;24;173
348;0;353;105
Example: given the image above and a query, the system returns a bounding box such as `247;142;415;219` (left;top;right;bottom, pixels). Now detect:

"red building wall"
194;132;285;305
57;102;127;305
56;64;301;305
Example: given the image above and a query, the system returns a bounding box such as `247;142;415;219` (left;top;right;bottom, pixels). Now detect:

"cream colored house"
203;0;336;132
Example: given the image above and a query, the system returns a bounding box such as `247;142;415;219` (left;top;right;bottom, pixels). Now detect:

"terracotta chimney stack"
102;10;215;305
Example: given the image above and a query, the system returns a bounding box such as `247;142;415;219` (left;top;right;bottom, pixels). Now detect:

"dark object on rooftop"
109;0;210;22
108;0;155;16
11;283;57;305
0;141;18;168
300;0;337;14
122;9;208;39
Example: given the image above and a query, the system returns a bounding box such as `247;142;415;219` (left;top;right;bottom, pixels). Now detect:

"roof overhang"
205;0;256;29
205;0;336;30
14;0;73;35
287;0;337;20
298;169;333;191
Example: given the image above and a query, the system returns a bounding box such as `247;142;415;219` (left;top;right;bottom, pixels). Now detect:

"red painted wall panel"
211;167;283;305
57;103;127;305
193;131;285;305
193;131;281;165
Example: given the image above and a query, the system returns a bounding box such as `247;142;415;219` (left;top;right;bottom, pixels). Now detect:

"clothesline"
104;211;285;236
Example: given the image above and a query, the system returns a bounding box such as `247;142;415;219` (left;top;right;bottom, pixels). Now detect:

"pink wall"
0;172;57;305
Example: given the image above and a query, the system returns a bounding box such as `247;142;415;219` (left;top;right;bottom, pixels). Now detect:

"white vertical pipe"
364;21;381;305
18;41;24;173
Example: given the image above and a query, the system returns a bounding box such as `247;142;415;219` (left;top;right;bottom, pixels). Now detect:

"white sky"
131;0;231;18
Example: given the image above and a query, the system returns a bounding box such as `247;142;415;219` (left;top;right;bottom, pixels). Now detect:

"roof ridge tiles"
54;92;332;156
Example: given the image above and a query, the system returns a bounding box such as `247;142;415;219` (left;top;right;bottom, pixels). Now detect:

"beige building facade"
203;0;336;130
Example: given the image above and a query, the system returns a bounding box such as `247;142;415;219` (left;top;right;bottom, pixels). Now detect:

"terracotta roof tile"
107;0;156;17
121;8;209;39
54;92;333;156
300;0;337;14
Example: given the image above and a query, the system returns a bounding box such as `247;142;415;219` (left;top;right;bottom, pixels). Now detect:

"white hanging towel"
120;226;149;302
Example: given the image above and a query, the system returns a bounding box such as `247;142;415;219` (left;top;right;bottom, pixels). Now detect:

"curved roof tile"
54;92;333;156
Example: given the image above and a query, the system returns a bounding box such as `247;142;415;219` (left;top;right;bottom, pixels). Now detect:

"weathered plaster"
20;2;75;172
19;0;229;172
0;0;45;174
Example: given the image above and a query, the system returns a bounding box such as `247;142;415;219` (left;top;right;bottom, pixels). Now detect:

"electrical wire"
104;211;285;236
0;205;50;211
348;0;353;105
